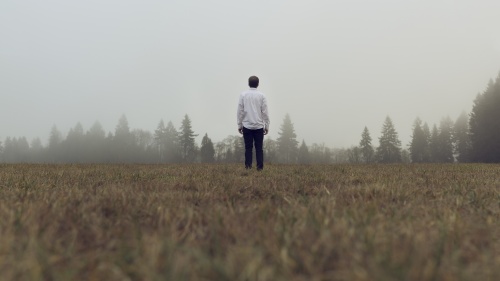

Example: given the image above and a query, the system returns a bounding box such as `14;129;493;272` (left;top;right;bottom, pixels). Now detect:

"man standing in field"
237;76;270;170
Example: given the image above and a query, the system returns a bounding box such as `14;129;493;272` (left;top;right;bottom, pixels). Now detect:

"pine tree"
409;118;429;163
48;125;62;150
2;137;12;162
179;114;198;162
437;116;454;162
359;126;374;163
375;116;402;163
3;137;30;163
453;111;471;162
298;140;310;164
86;121;107;163
421;122;432;162
276;114;299;163
30;138;43;150
164;121;180;162
154;120;167;162
115;115;132;142
47;125;62;162
87;121;106;140
30;138;44;163
112;115;135;162
429;124;440;162
469;73;500;162
63;122;85;162
200;133;215;163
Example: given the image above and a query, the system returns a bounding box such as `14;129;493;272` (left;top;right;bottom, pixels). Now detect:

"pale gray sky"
1;0;500;148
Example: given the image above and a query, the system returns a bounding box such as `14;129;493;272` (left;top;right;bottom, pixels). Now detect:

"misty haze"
1;1;500;163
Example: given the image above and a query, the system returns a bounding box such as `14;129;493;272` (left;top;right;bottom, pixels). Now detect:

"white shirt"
237;88;270;130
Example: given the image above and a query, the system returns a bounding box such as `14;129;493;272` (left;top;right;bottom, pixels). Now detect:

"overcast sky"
1;0;500;148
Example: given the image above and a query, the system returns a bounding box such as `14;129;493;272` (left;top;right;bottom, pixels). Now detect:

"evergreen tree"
421;122;432;162
2;137;12;162
86;121;107;163
154;119;167;162
297;140;310;164
114;115;132;143
3;137;30;163
276;114;299;163
359;126;374;163
375;116;402;163
18;137;30;162
200;133;215;163
453;111;471;162
469;73;500;162
437;116;454;162
178;114;198;162
409;118;429;163
30;138;43;150
429;124;440;162
47;125;62;162
48;125;62;149
112;115;135;162
164;121;180;162
88;121;106;139
30;138;43;163
63;122;85;162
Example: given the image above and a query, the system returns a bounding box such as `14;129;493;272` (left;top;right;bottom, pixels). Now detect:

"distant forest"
2;73;500;164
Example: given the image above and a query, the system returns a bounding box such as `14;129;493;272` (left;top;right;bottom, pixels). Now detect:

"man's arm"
237;94;244;134
261;96;270;135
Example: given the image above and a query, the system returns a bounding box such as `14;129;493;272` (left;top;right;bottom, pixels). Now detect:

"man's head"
248;76;259;88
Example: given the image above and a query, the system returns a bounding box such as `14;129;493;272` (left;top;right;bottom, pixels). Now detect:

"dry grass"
0;163;499;281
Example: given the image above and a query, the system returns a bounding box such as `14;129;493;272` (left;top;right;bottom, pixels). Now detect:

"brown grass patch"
0;163;499;280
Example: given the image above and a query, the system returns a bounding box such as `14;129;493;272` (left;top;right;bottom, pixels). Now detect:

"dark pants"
243;127;264;170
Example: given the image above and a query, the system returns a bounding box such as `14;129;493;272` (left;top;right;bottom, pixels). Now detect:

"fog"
2;0;500;148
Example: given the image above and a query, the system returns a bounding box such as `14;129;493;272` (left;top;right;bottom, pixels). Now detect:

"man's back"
237;88;269;131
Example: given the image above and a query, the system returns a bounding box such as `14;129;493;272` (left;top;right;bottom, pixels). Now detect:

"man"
237;76;270;170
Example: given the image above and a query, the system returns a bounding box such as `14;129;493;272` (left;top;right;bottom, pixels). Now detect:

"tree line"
347;72;500;164
1;73;500;164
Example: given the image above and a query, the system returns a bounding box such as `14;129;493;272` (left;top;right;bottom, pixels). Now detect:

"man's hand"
238;128;243;135
264;129;268;135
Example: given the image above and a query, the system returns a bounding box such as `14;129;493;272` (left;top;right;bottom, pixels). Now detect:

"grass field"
0;163;499;281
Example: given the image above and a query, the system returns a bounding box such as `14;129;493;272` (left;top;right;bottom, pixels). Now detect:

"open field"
0;163;499;281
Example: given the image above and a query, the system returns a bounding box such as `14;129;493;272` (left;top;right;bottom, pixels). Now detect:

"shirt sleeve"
237;94;244;129
261;96;270;130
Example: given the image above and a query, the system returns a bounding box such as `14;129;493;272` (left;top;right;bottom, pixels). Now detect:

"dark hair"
248;76;259;88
